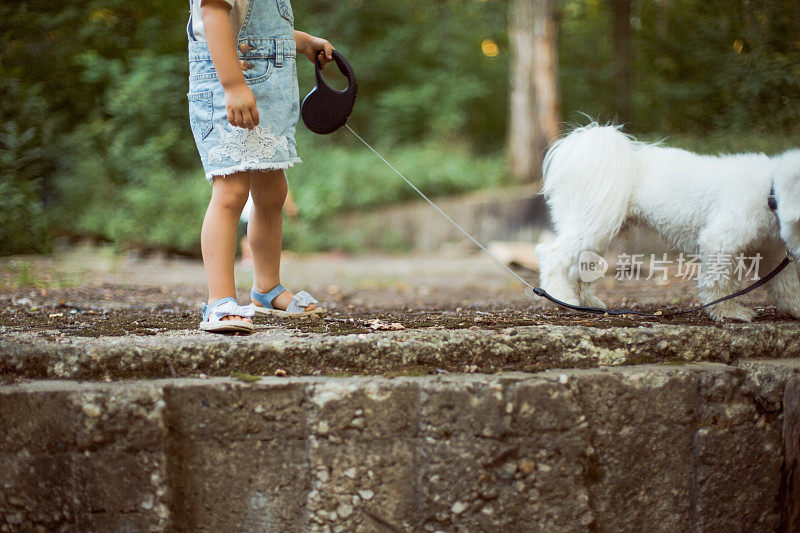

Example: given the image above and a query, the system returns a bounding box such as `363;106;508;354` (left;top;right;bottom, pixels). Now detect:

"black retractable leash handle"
301;49;358;134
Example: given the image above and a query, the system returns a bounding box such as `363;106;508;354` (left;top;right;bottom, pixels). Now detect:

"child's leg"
201;171;252;322
248;169;316;311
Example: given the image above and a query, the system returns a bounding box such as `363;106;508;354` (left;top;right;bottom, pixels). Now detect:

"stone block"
165;381;310;532
695;368;783;531
575;367;700;531
306;379;420;532
783;375;800;532
0;383;168;531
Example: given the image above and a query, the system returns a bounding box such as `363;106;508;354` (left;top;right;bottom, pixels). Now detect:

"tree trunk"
655;0;669;39
611;0;633;124
508;0;560;186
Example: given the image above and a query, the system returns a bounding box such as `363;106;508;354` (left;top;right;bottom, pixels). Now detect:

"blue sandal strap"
251;284;287;310
202;296;239;322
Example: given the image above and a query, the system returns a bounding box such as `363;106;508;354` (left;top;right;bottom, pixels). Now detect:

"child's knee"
211;178;250;212
251;182;288;211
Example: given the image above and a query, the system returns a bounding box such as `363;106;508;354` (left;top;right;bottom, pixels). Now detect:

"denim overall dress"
186;0;301;182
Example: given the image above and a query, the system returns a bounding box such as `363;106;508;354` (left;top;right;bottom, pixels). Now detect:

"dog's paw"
707;303;757;323
539;287;581;308
776;306;800;320
580;293;607;309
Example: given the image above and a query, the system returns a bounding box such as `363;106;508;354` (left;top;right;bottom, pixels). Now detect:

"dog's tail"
541;123;637;245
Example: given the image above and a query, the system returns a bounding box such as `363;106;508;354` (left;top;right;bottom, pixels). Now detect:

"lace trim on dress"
205;158;302;182
205;124;299;181
208;124;290;166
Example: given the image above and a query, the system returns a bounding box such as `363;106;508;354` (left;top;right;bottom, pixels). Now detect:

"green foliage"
283;131;508;251
645;131;800;156
3;0;800;255
292;0;509;151
0;77;53;254
51;51;207;252
561;0;800;132
290;130;508;221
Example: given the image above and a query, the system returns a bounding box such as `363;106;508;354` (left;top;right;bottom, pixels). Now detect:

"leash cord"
345;124;541;294
344;124;794;319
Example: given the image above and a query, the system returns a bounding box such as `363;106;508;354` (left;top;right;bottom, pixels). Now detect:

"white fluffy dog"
535;123;800;321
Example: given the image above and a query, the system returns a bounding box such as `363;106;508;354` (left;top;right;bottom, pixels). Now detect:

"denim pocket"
276;0;294;23
243;58;273;86
187;90;213;140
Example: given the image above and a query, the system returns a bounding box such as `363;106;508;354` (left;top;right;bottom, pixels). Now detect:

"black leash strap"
533;252;795;317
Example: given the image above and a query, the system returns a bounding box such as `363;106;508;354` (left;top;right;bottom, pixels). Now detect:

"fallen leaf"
231;371;261;383
367;319;405;331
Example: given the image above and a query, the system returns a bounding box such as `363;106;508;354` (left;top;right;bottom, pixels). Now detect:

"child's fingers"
241;108;255;129
233;108;244;128
323;41;334;61
251;105;260;127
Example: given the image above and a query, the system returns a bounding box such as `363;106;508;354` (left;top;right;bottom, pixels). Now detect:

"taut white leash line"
344;124;539;294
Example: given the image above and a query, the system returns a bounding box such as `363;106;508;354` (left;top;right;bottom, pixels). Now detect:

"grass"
1;259;85;290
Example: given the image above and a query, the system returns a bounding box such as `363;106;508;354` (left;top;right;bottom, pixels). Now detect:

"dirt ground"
0;244;794;341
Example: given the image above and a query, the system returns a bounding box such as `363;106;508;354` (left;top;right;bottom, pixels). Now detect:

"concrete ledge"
2;361;799;531
3;322;800;381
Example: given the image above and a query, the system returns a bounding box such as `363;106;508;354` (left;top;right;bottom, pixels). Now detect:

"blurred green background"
2;0;799;256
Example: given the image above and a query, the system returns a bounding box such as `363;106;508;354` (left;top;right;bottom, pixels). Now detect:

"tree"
611;0;633;124
508;0;561;186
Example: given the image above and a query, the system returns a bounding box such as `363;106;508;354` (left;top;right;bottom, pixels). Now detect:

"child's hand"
294;30;334;68
224;83;259;129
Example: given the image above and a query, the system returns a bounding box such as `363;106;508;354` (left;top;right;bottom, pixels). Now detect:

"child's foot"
209;307;252;322
214;302;253;324
199;297;255;333
263;289;317;312
222;315;252;323
251;284;324;316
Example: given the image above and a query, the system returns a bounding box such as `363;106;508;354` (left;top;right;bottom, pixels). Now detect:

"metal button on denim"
239;42;252;54
240;60;252;70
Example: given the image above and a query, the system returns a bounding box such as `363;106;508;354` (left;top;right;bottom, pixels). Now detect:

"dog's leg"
697;237;758;322
535;238;581;307
579;282;607;309
764;246;800;319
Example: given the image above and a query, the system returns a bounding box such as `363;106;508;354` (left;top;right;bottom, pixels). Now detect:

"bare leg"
240;235;252;261
247;169;316;311
201;171;252;322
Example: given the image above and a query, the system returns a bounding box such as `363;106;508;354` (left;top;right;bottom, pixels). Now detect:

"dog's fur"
535;123;800;321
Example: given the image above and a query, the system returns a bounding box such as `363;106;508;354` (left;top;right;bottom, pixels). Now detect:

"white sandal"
199;297;255;333
251;284;325;317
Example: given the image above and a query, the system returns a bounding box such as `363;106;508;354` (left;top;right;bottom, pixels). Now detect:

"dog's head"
772;150;800;257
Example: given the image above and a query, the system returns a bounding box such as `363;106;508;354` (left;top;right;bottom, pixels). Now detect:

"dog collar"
768;184;777;211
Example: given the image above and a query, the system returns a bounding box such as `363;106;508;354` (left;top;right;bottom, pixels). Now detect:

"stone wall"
334;185;549;251
332;185;671;254
2;361;799;532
